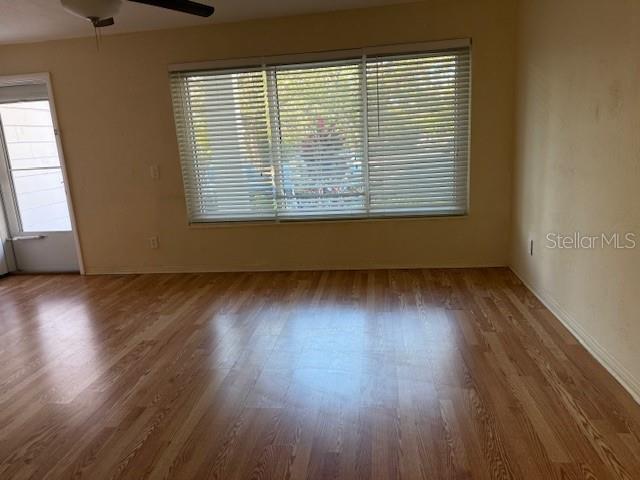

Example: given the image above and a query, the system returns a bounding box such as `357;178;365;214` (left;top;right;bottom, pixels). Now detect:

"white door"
0;80;79;273
0;211;8;275
0;250;7;275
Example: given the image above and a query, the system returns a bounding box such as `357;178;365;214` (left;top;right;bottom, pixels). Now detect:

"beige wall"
512;0;640;399
0;0;516;273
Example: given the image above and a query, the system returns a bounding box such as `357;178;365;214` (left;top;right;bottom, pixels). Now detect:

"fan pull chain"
93;23;105;52
93;24;99;52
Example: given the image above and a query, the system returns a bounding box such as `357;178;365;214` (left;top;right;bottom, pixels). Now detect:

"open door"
0;75;82;273
0;205;8;275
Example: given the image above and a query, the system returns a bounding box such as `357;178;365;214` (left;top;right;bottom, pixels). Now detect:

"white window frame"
169;38;472;225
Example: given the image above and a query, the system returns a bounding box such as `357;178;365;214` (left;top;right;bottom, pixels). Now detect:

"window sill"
186;212;469;229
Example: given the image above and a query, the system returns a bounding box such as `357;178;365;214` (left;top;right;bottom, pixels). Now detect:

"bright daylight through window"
170;44;470;222
0;100;71;232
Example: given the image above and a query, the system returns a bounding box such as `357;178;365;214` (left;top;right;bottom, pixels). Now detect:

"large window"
170;42;470;222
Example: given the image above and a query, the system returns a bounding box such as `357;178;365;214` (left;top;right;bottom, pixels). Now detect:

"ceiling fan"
61;0;215;28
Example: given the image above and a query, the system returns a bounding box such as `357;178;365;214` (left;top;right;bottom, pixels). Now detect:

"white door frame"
0;73;85;274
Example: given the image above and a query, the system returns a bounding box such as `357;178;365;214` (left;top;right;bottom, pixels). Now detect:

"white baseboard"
510;266;640;405
85;262;506;275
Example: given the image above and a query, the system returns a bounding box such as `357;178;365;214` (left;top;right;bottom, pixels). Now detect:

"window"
170;42;470;222
0;98;71;232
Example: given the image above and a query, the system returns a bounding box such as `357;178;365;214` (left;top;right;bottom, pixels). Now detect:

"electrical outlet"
149;165;160;180
149;236;159;249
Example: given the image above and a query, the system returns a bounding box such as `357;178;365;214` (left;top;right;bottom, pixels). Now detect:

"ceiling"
0;0;418;45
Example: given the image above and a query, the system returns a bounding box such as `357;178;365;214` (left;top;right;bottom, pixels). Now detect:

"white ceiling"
0;0;417;45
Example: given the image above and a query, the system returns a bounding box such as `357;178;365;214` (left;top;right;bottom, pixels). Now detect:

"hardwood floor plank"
0;268;639;479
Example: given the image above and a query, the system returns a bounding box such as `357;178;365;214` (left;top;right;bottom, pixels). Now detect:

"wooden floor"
1;269;639;479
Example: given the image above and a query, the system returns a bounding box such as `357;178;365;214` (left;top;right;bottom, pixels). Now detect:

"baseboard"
85;262;507;275
510;266;640;405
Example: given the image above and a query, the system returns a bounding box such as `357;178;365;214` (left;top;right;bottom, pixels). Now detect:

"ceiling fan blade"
128;0;214;17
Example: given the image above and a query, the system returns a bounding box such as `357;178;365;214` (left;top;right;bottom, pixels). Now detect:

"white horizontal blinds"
269;60;366;218
170;42;471;223
366;47;470;215
170;69;276;221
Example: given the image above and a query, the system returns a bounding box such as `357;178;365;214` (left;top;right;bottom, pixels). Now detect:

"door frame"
0;73;85;274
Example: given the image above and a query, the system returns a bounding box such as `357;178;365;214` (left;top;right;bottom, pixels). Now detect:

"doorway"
0;75;81;273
